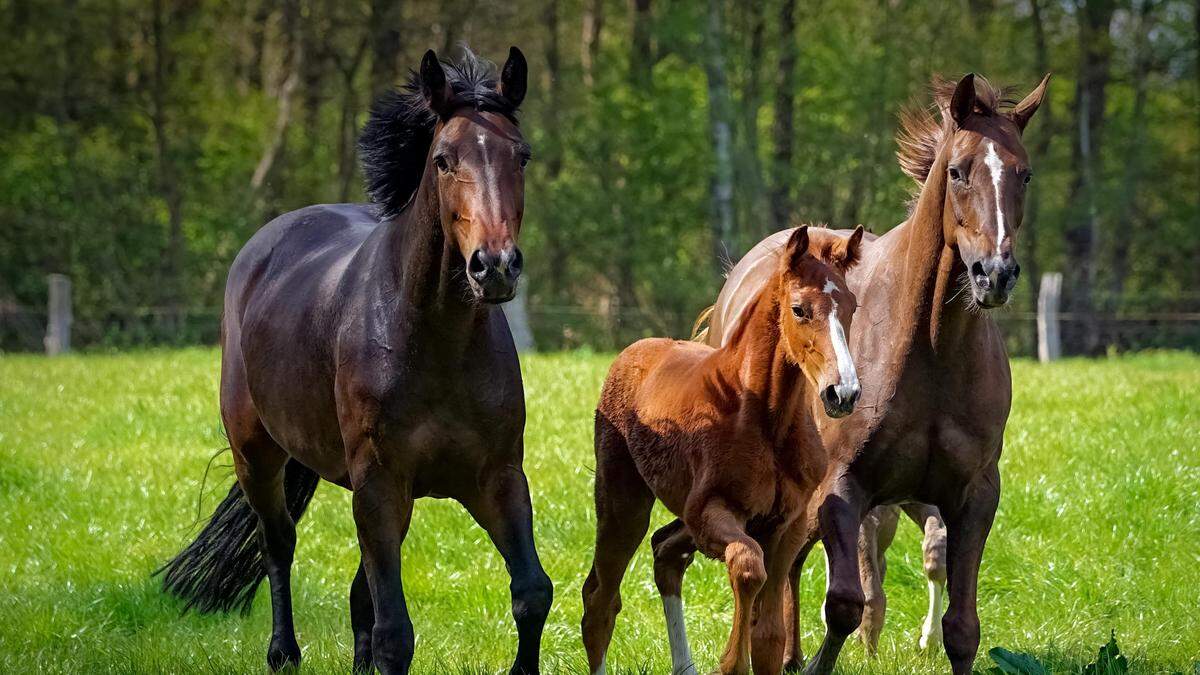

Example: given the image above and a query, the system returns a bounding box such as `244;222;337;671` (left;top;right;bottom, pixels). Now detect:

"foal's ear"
500;46;528;108
784;226;811;271
833;225;865;272
1009;73;1051;133
420;49;452;117
950;73;976;128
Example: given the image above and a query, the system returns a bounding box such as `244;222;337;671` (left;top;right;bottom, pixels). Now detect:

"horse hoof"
266;638;301;672
783;657;806;673
918;628;943;652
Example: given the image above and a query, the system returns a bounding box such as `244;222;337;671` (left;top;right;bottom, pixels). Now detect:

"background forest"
1;0;1197;354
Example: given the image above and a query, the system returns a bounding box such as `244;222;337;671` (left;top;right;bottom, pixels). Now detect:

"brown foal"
581;226;865;675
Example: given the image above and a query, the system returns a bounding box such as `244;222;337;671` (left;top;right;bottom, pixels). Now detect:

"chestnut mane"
895;75;1017;186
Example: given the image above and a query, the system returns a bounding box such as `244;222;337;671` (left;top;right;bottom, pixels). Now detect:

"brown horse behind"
581;226;864;675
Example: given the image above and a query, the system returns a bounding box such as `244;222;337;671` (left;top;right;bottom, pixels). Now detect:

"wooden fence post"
44;273;72;355
1037;272;1062;363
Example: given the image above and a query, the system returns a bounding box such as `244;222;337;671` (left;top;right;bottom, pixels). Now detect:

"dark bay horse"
698;73;1050;674
159;48;552;675
582;227;865;675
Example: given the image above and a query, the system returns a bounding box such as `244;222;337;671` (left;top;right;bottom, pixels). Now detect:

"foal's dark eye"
948;166;964;183
519;154;531;169
434;155;451;174
1022;171;1033;185
791;304;812;322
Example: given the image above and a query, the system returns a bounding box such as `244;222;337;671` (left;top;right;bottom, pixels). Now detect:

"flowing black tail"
158;459;320;614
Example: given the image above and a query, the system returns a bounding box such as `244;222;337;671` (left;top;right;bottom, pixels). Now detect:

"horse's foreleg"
752;527;808;675
901;503;947;652
939;466;999;675
690;500;766;675
463;465;554;675
855;506;899;656
350;560;374;673
803;478;868;675
351;466;415;675
651;519;697;675
782;537;817;672
234;441;301;671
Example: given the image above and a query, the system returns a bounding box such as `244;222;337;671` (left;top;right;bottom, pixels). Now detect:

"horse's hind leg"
350;560;374;673
855;506;899;656
461;460;554;675
581;418;654;675
902;503;947;651
651;519;697;675
803;476;868;675
230;431;301;670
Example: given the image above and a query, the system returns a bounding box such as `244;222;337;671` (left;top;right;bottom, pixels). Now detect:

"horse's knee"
823;586;865;638
513;571;553;626
941;608;980;670
724;540;766;594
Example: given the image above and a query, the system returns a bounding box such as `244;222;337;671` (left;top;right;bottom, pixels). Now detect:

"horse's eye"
1023;171;1033;185
519;155;531;169
434;155;451;174
791;304;812;322
948;166;964;183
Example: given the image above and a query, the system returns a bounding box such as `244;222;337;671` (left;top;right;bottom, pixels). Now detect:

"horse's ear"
420;49;452;117
950;73;976;128
1010;73;1051;133
784;226;811;271
835;225;865;272
500;46;528;108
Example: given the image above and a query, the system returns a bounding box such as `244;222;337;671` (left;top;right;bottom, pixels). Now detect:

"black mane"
358;48;522;219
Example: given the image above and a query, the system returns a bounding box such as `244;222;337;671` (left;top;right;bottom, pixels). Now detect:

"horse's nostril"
1011;263;1021;280
823;385;837;404
970;260;986;279
468;249;489;278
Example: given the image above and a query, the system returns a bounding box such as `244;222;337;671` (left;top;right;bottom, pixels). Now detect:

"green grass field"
0;349;1197;674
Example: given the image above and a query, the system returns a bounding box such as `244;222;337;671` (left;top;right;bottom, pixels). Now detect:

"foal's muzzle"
970;255;1020;308
467;245;523;303
820;382;860;419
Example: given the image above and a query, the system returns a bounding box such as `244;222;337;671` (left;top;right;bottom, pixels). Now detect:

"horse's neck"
891;154;984;358
372;179;482;348
716;282;809;442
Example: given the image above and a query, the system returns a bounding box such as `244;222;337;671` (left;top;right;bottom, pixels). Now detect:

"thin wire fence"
4;297;1199;356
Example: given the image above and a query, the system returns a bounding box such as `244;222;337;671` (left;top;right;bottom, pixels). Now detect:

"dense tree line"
1;0;1197;353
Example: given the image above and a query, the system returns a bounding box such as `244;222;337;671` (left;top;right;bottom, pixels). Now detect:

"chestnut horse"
581;226;865;675
158;48;552;675
698;74;1050;674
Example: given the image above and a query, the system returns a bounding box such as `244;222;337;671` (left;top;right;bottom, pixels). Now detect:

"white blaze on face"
824;278;859;393
984;141;1006;254
660;595;695;674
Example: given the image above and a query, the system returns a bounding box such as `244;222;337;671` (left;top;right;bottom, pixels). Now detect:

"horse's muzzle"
970;256;1020;308
821;383;860;418
468;245;523;303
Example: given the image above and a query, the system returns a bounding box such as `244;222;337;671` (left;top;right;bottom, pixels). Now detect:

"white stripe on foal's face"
984;141;1006;254
824;279;858;393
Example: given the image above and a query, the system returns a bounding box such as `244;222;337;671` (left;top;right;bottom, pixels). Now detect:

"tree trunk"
1063;0;1116;355
1023;0;1054;352
334;37;369;202
581;0;603;89
541;0;567;304
737;0;768;243
1109;0;1157;347
370;0;402;97
769;0;797;229
150;0;186;324
703;0;736;274
250;0;302;212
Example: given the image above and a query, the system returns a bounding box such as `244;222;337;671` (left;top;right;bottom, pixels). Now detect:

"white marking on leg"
984;141;1006;254
661;595;695;674
919;578;945;651
592;654;606;675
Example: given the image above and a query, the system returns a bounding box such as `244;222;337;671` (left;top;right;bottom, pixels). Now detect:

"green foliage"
990;646;1051;675
1083;633;1130;675
0;0;1197;351
0;350;1198;672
